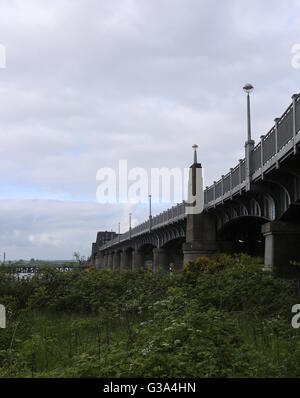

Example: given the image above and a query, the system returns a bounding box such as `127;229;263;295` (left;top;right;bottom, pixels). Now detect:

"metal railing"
100;93;300;250
100;202;186;250
205;93;300;206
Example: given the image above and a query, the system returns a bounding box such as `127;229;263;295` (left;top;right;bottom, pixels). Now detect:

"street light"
149;194;152;232
192;144;198;164
243;83;254;142
129;213;132;240
118;222;120;243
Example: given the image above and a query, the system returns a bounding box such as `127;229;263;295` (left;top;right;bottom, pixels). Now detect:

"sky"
0;0;300;260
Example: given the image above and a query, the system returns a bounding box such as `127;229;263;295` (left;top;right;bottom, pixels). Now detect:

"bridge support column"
95;252;105;269
262;221;300;277
113;252;121;271
132;250;143;270
153;248;168;271
120;250;130;269
183;153;218;265
183;212;218;264
103;254;109;268
108;253;114;270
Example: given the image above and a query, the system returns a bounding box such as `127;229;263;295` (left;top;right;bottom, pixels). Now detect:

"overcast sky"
0;0;299;260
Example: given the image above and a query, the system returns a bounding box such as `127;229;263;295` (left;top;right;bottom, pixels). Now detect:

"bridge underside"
217;216;267;258
95;211;300;277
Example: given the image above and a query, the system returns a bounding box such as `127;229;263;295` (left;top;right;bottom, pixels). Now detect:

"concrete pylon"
95;252;104;269
132;250;144;270
153;248;168;271
183;148;218;264
113;252;121;271
262;221;300;277
120;250;129;269
108;253;114;270
103;254;109;268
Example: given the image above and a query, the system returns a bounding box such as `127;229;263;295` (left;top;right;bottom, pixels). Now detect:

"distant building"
90;231;117;265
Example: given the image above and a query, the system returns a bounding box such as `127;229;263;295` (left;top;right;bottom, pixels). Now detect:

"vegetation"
0;254;299;378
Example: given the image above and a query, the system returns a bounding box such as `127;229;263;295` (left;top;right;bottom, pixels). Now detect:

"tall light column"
243;83;255;191
149;194;152;232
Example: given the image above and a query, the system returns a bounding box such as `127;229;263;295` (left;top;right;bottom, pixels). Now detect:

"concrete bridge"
91;91;300;276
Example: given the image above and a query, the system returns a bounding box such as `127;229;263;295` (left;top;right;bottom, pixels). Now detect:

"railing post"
213;181;216;208
292;94;298;155
274;118;279;168
221;175;224;203
149;195;152;233
260;135;264;180
239;159;243;194
230;168;233;199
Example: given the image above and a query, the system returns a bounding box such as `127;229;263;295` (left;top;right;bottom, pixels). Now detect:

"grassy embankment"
0;254;299;377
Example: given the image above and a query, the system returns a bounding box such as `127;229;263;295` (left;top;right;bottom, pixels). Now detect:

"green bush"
0;255;299;377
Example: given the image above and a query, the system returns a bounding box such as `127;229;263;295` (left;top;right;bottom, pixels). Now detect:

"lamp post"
149;194;152;232
243;83;254;191
192;144;198;164
118;222;120;243
129;213;132;240
243;83;254;141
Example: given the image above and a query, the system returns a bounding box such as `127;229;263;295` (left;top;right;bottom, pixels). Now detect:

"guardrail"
204;93;300;207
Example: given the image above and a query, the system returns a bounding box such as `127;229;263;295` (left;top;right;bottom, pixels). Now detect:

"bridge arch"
136;243;157;270
218;215;269;257
161;236;185;271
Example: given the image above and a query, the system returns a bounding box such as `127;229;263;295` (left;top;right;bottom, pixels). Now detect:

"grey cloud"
0;0;299;258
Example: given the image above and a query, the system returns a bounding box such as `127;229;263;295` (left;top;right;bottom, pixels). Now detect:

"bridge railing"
205;93;300;206
100;93;300;251
100;202;186;250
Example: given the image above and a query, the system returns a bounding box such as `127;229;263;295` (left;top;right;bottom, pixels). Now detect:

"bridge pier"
113;252;121;271
95;252;104;269
132;250;143;270
153;248;168;271
120;250;129;269
183;211;218;264
262;221;300;277
103;254;108;268
182;154;218;265
108;253;113;270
